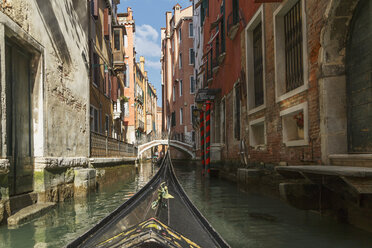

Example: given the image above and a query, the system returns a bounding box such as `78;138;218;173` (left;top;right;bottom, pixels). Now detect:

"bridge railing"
170;132;195;147
136;132;169;146
90;131;137;157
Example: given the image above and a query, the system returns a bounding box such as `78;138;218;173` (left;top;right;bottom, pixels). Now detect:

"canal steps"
7;202;56;227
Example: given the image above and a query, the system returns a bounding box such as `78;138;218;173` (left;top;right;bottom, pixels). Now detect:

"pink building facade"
161;4;196;158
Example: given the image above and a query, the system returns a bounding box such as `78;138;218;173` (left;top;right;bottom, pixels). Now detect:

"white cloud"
146;60;161;70
135;24;161;58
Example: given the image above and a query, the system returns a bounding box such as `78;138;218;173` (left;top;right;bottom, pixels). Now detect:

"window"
179;53;182;68
90;106;99;133
280;102;308;146
189;22;194;37
180;108;183;125
189;48;195;65
114;30;120;50
178;28;182;44
253;24;263;107
125;64;129;87
234;85;241;140
173;85;176;101
284;1;303;92
274;0;308;102
105;115;110;135
190;76;195;93
249;117;266;149
190;105;196;124
201;0;209;25
221;98;225;142
245;6;265;114
124;34;128;48
179;80;183;96
93;53;99;87
232;0;239;25
171;111;176;127
124;102;129;117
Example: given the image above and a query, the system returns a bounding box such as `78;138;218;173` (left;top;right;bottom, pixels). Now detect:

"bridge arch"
137;140;195;159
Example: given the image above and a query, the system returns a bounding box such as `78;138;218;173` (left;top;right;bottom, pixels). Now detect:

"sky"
118;0;193;107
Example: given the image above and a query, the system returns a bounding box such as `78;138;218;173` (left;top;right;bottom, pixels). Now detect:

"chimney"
173;4;181;26
127;7;133;20
140;56;145;72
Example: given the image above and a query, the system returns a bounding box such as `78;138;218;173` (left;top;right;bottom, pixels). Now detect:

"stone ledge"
89;157;136;167
329;154;372;167
0;159;10;174
277;165;372;178
7;202;56;227
34;157;88;170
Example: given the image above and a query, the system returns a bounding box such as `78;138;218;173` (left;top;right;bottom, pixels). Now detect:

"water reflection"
1;160;372;248
173;160;372;248
0;161;155;248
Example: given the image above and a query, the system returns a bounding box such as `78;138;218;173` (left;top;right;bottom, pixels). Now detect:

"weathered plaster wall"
0;0;90;158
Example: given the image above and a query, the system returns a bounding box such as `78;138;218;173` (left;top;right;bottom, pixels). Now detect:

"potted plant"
120;95;129;102
293;112;304;139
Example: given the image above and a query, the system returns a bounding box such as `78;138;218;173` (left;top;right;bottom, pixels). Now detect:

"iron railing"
90;131;137;157
253;23;264;107
284;0;303;92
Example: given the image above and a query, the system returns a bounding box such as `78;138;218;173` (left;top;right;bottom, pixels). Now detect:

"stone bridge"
137;139;195;159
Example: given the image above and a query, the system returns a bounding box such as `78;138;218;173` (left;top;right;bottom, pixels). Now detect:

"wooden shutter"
104;8;109;37
92;0;98;18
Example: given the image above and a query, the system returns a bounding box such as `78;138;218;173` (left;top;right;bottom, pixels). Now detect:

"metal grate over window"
253;23;264;107
284;1;303;92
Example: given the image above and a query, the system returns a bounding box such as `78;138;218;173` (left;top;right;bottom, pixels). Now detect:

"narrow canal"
1;160;372;248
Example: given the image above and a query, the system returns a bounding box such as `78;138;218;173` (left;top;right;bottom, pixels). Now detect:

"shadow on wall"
35;0;79;66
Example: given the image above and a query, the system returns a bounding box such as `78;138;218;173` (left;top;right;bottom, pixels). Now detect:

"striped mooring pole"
205;101;211;174
200;109;205;175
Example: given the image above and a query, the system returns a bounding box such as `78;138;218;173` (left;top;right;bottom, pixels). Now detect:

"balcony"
136;95;144;104
113;99;122;120
227;11;240;40
138;120;145;131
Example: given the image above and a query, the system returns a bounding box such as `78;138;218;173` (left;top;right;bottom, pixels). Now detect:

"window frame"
189;48;195;65
180;107;183;125
280;102;309;147
173;85;176;102
245;5;266;115
190;75;195;94
274;0;308;103
179;80;183;96
249;117;267;149
189;22;194;37
179;53;182;69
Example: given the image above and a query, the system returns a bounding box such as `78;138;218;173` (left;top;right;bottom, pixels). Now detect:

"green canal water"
1;160;372;248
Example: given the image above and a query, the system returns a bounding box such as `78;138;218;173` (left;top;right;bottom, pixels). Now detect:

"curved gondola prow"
66;153;169;248
166;154;230;248
67;150;230;248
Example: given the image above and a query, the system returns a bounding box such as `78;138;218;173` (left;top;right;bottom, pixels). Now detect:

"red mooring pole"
205;101;211;174
200;109;205;175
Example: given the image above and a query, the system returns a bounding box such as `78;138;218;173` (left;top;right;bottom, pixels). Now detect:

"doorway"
6;40;34;195
346;0;372;153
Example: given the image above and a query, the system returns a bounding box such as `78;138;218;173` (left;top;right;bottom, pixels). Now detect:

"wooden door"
346;0;372;153
6;40;33;195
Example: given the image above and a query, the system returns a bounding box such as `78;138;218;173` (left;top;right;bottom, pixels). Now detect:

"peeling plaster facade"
0;0;89;200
